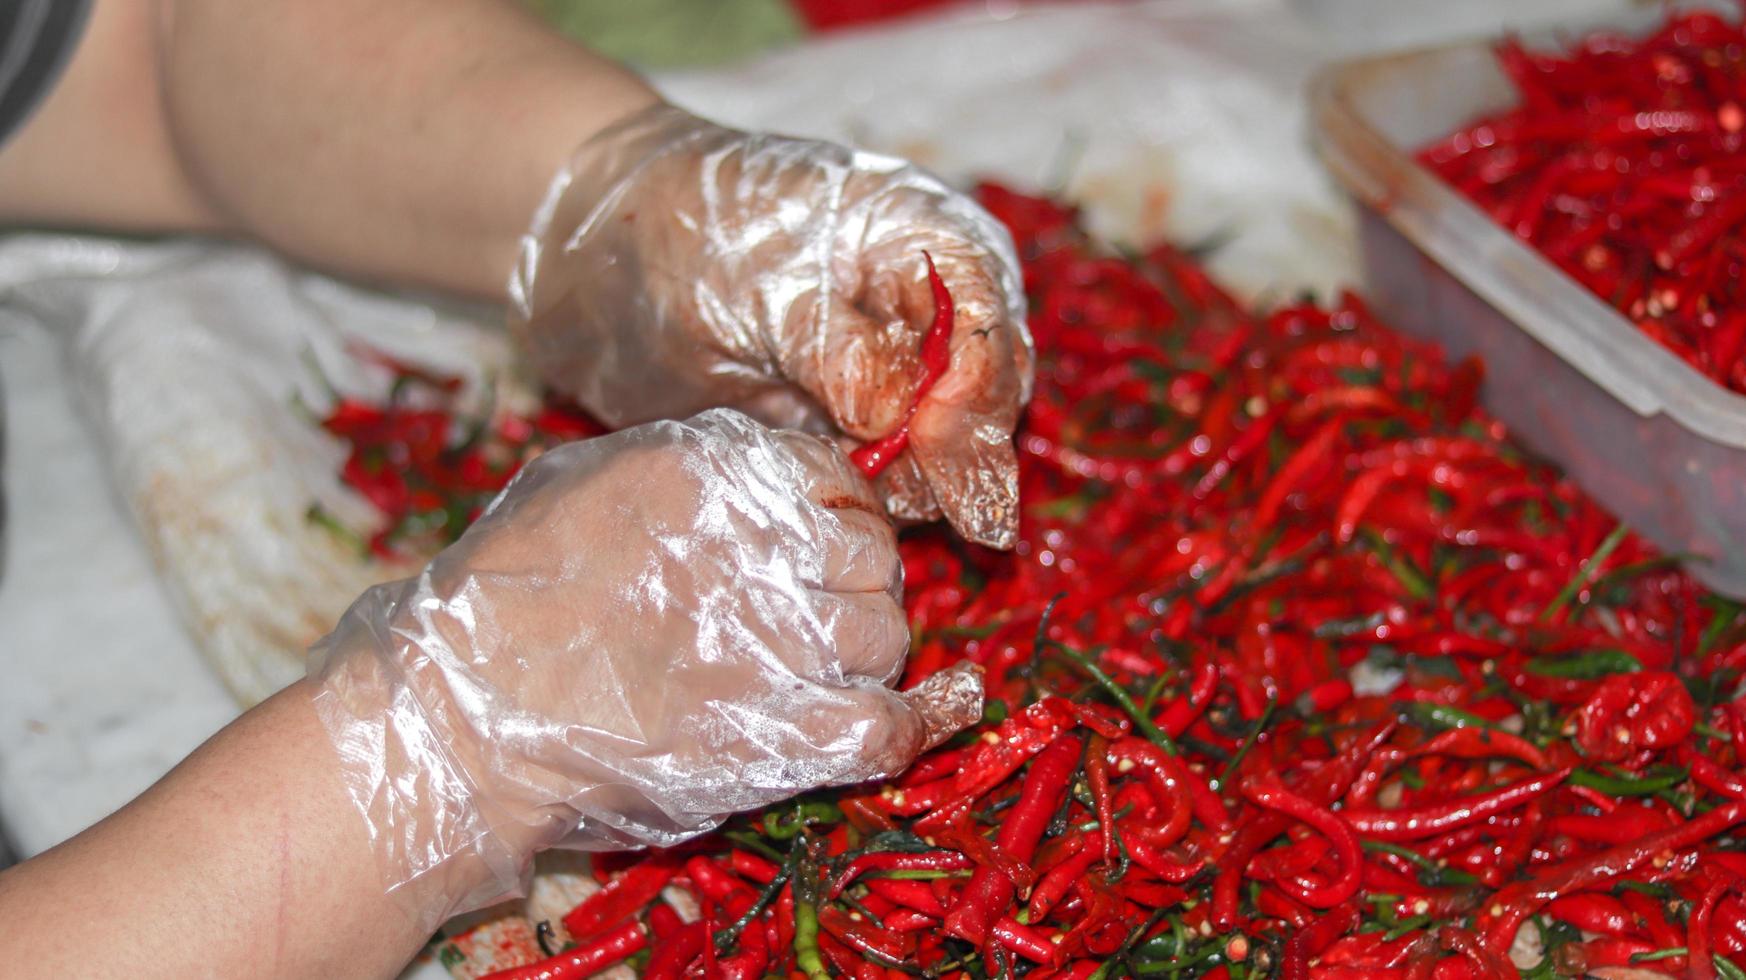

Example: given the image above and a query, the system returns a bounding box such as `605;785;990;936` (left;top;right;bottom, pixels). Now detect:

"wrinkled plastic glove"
308;408;983;930
509;104;1034;549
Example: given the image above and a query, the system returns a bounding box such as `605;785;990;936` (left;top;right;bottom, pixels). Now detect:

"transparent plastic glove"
307;408;983;930
508;104;1034;549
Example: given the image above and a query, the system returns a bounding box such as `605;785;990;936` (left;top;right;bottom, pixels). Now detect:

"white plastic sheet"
1;237;523;704
663;0;1358;299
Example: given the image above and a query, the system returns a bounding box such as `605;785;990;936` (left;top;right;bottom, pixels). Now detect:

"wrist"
307;615;549;932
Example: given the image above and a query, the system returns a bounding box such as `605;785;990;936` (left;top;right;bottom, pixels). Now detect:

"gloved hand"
509;104;1034;549
308;408;983;929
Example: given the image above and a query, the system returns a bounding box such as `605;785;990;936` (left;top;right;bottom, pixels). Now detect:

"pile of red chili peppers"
314;354;604;558
334;181;1746;979
1421;8;1746;393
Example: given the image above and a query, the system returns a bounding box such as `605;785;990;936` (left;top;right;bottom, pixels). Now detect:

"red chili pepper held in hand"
849;252;956;478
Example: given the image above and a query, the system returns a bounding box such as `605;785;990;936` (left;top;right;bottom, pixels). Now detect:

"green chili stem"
793;897;830;980
1697;598;1745;657
1055;641;1179;755
1361;840;1436;872
305;504;368;556
714;865;791;952
722;830;785;864
1524;648;1642;679
1405;701;1500;732
1357;527;1436;601
1214;695;1277;792
1568;766;1689;796
871;869;974;881
1541;523;1630;621
1695;721;1733;742
1384;916;1433;942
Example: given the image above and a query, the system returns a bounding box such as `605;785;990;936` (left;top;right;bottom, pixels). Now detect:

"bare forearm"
155;0;659;297
0;0;660;299
0;683;455;979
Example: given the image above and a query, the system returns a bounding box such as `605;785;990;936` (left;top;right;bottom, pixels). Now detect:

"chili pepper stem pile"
329;177;1746;978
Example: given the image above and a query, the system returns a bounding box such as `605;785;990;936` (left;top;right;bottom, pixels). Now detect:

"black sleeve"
0;0;93;150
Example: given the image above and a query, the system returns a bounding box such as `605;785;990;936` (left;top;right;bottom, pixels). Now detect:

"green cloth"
526;0;803;69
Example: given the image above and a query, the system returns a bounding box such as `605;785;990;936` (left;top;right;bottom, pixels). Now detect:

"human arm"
0;682;445;979
0;0;659;297
0;410;981;979
0;0;1034;544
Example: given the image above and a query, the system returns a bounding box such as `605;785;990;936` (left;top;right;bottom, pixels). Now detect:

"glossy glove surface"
510;105;1033;548
309;409;982;927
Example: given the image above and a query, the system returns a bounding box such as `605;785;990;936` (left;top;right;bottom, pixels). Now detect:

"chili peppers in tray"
334;182;1746;978
1420;8;1746;394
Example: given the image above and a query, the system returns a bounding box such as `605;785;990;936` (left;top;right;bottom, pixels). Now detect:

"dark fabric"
0;0;92;150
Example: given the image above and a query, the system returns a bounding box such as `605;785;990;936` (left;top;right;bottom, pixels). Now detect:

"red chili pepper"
828;850;973;898
1486;801;1746;951
1296;677;1354;714
1239;770;1362;909
1690;876;1745;980
865;878;949;918
1123;830;1204;883
729;849;781;885
1026;843;1100;922
1342;768;1569;841
1684;747;1746;800
1547;805;1673;845
1572;672;1697;761
944;733;1082;945
819;906;913;965
1545;893;1636;937
1619;887;1685;970
477;921;647;980
1156;661;1220;737
1278;929;1311;980
560;856;679;940
849;252;956;478
643;920;708;980
1301;896;1364;957
648;902;685;941
1211;721;1394;929
718;912;770;980
1254;416;1345;527
686;856;757;906
1108;737;1228;834
1412;726;1548;771
1084;734;1117;866
992;916;1061;965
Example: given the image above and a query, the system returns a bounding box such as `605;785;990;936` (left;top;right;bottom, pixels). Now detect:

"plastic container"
1309;7;1746;598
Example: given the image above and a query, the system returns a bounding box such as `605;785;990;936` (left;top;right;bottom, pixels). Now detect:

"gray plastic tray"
1310;9;1746;597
